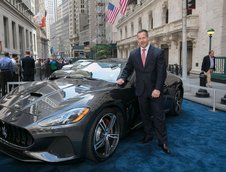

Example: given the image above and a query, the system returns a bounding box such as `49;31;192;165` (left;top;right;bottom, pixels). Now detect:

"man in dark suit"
116;29;170;154
21;50;35;81
201;50;215;87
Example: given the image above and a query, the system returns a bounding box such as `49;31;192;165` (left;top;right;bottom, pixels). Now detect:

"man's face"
210;51;214;56
137;31;149;48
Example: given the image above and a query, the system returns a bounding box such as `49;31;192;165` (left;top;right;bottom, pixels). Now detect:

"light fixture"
207;28;215;51
207;28;215;36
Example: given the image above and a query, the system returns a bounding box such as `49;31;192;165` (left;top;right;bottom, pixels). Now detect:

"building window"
26;30;29;49
131;22;134;36
3;16;10;48
120;29;122;39
162;1;168;25
138;17;142;31
162;7;168;24
30;32;33;51
165;9;168;24
18;4;22;11
125;26;127;38
148;11;153;29
12;21;17;49
33;34;36;52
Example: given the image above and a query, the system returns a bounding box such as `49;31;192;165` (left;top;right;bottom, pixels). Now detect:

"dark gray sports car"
0;58;183;162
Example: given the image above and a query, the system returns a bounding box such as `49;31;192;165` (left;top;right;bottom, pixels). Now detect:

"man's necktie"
141;48;146;66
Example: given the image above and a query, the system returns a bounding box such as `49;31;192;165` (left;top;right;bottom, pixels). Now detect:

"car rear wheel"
171;88;183;115
86;108;122;161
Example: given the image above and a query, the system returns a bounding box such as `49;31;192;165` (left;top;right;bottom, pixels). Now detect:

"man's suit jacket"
120;45;166;98
21;56;35;75
201;55;215;72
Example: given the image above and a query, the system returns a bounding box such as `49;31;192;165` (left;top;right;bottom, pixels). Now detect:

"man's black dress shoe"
140;136;153;144
158;143;170;154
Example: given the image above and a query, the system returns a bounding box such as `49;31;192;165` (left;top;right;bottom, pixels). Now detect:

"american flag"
119;0;129;15
107;2;119;24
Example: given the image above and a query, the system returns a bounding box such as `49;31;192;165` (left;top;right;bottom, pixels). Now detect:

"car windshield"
67;61;123;83
49;59;126;82
62;61;93;70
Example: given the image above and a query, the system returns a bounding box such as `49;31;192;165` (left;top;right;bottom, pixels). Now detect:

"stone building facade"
116;0;226;74
0;0;37;58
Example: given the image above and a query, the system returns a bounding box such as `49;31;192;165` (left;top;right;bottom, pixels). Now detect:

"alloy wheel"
93;113;119;159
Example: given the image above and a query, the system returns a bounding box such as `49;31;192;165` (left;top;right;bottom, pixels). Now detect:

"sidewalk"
182;74;226;112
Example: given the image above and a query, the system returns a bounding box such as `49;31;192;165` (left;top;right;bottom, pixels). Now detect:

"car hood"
0;78;114;127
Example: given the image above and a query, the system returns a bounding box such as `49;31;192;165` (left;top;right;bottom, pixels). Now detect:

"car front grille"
0;120;34;148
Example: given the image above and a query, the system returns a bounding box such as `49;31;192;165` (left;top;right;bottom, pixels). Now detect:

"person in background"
21;50;35;81
40;58;45;80
0;52;13;96
57;58;65;70
201;50;216;87
45;58;51;78
35;58;42;81
12;54;19;82
49;57;58;74
116;29;170;154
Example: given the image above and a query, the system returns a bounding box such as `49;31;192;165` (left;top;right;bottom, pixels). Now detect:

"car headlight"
38;108;90;127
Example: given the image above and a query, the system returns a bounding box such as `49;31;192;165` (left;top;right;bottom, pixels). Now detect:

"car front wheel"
86;108;122;161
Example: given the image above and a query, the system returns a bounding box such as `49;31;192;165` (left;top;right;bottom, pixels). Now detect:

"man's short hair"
137;29;149;37
209;50;214;55
4;52;9;57
12;54;17;58
25;50;31;55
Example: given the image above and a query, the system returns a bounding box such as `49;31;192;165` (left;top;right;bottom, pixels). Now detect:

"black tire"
171;88;183;115
86;108;122;162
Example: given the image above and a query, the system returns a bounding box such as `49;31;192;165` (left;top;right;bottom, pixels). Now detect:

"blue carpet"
0;100;226;172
